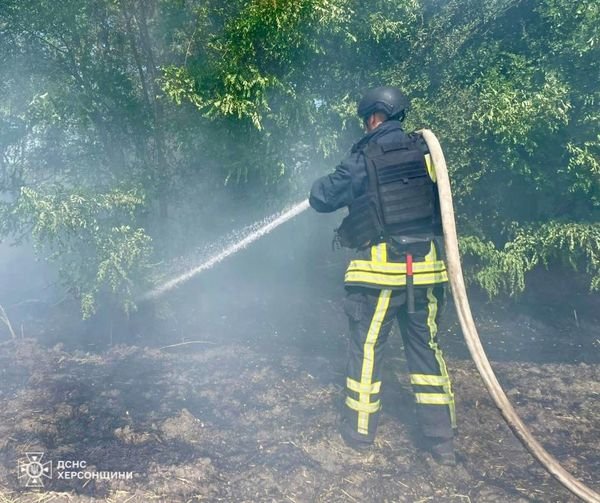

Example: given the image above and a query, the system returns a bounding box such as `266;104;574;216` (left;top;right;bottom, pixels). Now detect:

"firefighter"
309;86;456;465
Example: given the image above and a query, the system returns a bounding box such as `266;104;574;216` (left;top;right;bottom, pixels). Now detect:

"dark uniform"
309;119;455;451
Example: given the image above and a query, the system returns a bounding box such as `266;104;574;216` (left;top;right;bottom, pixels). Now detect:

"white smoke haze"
142;199;311;300
1;2;599;500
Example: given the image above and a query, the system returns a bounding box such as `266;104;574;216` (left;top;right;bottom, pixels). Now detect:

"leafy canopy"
0;0;598;318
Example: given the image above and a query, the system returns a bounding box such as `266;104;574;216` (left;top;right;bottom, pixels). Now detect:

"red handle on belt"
406;252;415;314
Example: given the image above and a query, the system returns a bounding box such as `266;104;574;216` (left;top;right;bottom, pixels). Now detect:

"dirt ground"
0;292;598;503
0;230;599;502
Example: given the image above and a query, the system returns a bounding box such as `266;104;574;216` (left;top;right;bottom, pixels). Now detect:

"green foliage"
461;222;600;297
13;187;152;318
473;65;571;151
566;135;600;206
1;0;599;320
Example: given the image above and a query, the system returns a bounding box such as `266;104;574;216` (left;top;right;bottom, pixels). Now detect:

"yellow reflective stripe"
425;154;436;183
415;393;453;405
346;396;381;414
346;242;447;286
426;287;456;428
347;378;381;394
360;290;390;384
410;374;450;386
345;270;448;287
356;289;391;434
370;243;388;263
425;240;437;262
346;259;447;274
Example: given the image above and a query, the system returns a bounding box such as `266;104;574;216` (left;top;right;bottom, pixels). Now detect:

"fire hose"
419;129;599;503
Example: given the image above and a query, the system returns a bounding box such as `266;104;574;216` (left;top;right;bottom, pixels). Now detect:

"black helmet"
357;86;410;122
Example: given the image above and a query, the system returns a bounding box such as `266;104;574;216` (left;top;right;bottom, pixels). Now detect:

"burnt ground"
0;222;599;502
0;291;599;502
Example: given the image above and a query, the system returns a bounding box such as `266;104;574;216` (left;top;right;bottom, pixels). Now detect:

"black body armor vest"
336;135;441;249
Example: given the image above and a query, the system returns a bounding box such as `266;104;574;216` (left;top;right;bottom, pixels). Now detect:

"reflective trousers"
341;285;455;444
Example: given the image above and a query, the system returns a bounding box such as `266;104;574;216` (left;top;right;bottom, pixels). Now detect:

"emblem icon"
18;452;52;488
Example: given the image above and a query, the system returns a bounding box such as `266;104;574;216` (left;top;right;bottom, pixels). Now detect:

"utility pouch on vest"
337;133;438;250
335;193;383;249
365;139;435;236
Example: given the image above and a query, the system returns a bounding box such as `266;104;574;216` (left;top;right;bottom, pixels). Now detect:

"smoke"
142;200;310;300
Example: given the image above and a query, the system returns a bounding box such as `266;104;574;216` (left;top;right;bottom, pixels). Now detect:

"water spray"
141;199;310;300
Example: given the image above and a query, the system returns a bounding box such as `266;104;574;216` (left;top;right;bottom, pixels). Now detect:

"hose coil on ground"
419;129;599;503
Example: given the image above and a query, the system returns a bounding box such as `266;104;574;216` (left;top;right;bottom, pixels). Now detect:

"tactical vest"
336;134;441;250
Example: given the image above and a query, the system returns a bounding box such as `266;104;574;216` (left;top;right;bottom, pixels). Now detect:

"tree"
0;0;598;320
162;0;600;295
